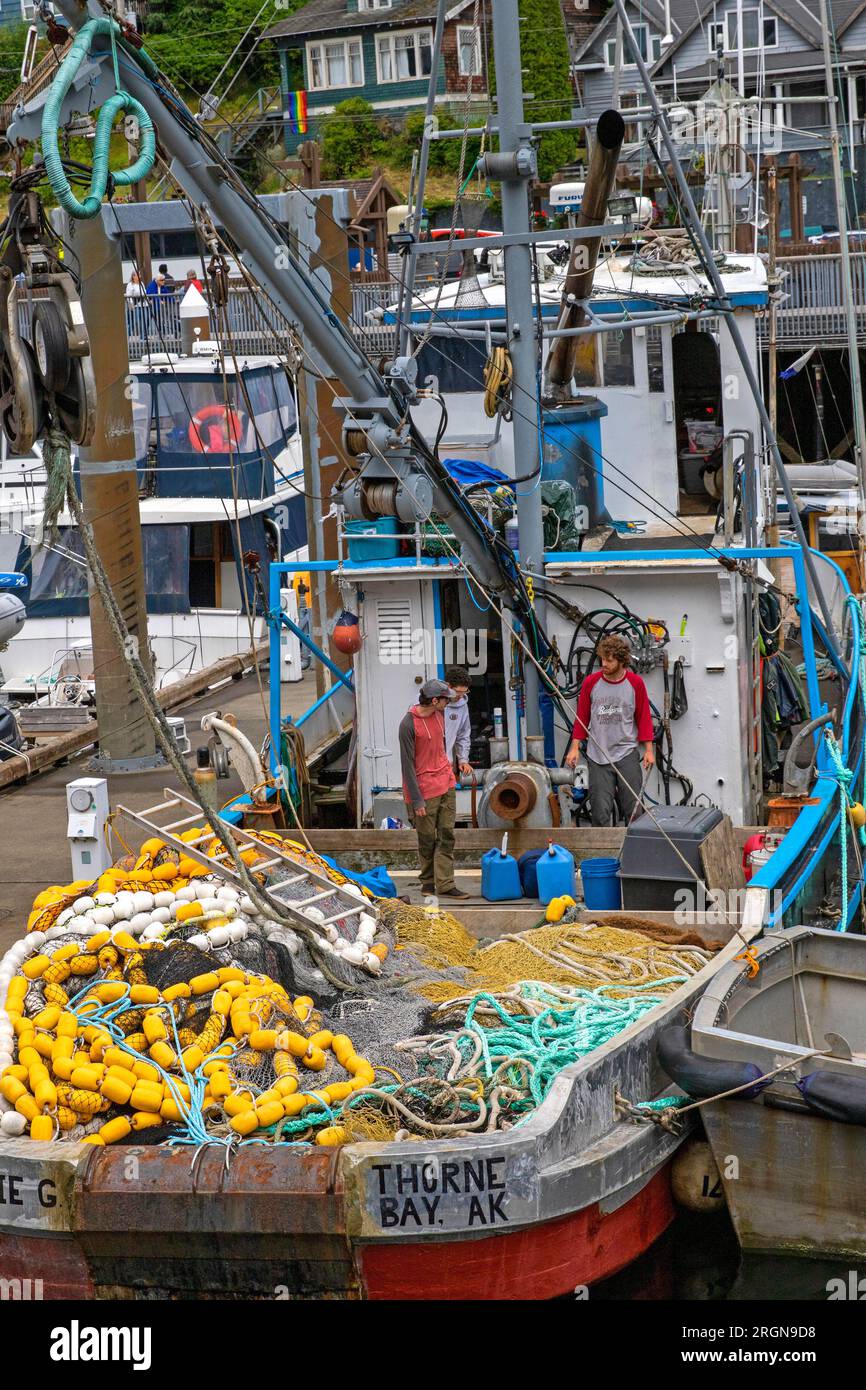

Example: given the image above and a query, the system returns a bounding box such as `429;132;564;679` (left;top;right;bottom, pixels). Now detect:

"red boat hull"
0;1164;674;1300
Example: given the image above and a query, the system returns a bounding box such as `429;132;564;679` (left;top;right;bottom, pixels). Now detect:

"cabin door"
357;581;439;819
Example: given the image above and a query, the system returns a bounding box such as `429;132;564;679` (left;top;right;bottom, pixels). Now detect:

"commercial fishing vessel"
0;0;863;1301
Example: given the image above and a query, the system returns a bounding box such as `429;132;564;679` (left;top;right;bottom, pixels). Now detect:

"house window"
457;25;482;77
604;23;661;70
708;20;724;54
359;1;391;9
725;8;777;51
306;38;364;90
376;28;433;82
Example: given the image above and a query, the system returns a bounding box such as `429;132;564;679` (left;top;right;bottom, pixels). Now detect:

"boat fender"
657;1025;767;1100
797;1070;866;1126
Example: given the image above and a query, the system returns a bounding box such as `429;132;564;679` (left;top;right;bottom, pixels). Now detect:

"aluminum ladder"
117;789;376;935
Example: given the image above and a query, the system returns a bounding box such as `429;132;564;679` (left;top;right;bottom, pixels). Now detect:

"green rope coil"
41;17;156;220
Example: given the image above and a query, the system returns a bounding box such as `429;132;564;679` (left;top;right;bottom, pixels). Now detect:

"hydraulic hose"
41;18;156;219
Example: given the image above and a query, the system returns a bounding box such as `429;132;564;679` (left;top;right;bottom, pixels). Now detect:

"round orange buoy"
332;610;362;654
850;802;866;829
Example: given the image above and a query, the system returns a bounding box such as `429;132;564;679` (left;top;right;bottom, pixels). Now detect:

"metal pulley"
0;184;96;455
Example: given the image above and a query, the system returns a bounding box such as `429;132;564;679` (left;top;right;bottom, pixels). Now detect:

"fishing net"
4;835;719;1150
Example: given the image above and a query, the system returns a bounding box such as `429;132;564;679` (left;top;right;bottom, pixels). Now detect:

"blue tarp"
442;457;510;490
319;855;397;899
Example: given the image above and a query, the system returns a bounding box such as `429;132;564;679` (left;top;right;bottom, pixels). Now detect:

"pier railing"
117;280;400;360
759;251;866;347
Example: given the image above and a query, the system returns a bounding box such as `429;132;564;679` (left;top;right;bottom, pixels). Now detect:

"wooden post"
63;211;159;770
294;192;354;698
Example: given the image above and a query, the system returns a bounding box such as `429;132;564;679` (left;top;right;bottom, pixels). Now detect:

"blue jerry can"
535;841;576;905
481;833;523;902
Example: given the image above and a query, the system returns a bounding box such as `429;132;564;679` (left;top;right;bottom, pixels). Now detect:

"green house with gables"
265;0;490;153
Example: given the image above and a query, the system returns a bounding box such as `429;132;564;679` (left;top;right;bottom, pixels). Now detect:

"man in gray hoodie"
444;666;473;779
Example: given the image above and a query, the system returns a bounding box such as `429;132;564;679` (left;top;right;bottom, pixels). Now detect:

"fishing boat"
0;0;864;1304
0;347;306;703
683;922;866;1262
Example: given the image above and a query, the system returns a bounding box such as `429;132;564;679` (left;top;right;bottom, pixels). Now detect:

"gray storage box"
618;805;724;910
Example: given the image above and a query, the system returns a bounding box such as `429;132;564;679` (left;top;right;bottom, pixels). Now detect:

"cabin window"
242;370;295;450
156;379;253;456
143;526;190;614
189;522;226;608
376;28;433;82
647;327;665;392
28;528;88;615
130;379;152;463
602;330;634;387
457;25;482;77
307;38;364;90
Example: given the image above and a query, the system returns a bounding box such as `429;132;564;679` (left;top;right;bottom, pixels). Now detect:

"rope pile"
382;902;713;1003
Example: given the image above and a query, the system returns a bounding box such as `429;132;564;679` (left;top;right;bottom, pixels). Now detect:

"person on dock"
565;634;655;827
444;665;474;781
399;678;469;900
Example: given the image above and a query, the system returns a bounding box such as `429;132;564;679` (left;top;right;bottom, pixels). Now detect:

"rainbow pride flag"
286;89;308;135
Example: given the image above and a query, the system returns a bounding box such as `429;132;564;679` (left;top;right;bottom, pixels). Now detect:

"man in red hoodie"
565;634;655;826
399;678;468;899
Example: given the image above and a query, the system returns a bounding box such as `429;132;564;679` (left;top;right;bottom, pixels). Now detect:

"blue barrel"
581;857;622;910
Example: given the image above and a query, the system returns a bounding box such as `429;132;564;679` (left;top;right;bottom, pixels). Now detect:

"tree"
491;0;575;183
0;25;31;104
321;97;380;178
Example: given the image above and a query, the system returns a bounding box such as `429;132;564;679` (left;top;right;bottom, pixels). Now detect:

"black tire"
33;300;70;393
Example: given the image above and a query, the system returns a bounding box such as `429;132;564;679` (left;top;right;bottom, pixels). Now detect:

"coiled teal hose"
41;17;156;219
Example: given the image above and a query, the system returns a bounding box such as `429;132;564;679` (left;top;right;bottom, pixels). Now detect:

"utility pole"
819;0;866;568
767;160;779;543
400;0;448;355
487;0;545;735
61;210;160;770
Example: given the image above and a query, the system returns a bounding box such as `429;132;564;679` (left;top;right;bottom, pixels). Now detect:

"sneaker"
439;887;470;900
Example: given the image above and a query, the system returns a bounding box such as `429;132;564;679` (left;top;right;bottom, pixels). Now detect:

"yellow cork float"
0;837;381;1148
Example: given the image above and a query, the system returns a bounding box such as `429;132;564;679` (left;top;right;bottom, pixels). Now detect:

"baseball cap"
420;678;455;700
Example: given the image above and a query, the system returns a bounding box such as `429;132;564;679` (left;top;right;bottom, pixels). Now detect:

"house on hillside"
572;0;866;238
265;0;491;154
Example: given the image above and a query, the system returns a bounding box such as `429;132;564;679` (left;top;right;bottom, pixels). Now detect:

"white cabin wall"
544;565;751;823
353;577;441;821
718;310;765;530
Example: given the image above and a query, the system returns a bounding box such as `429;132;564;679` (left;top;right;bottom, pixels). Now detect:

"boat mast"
818;0;866;566
488;0;545;735
611;0;842;661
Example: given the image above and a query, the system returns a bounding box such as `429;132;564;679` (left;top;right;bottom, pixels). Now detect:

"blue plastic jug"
535;841;576;905
481;834;523;902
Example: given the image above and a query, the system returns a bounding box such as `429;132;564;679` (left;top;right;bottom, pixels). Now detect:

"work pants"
588;749;643;827
410;788;456;891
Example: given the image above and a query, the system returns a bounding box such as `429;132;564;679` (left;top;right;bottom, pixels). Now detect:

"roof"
574;0;866;74
264;0;475;42
655;45;866;85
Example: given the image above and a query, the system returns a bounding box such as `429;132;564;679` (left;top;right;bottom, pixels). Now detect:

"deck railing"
758;251;866;347
119;281;400;359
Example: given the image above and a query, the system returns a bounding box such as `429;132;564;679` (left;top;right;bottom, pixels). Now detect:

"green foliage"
143;0;291;93
0;24;30;104
490;0;575;183
321;97;381;178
